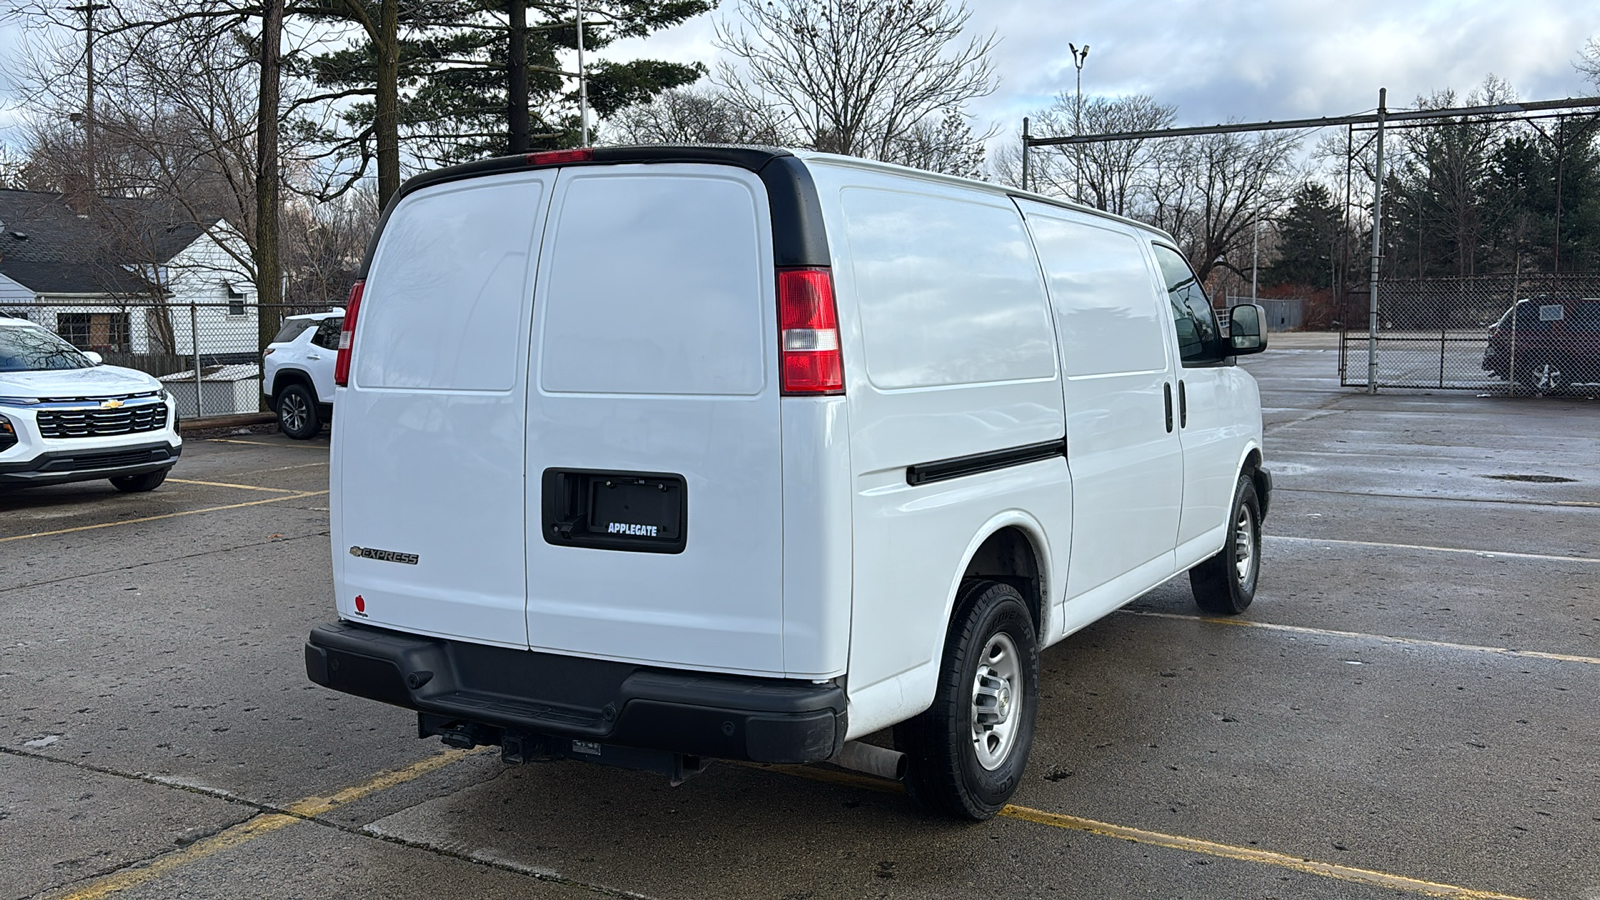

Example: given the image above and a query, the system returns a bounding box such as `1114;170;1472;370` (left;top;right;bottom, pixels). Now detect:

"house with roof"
0;189;258;366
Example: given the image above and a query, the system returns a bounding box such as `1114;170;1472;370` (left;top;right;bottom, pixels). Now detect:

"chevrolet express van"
305;146;1271;820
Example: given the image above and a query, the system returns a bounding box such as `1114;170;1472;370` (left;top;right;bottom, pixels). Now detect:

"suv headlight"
0;414;17;451
0;396;40;406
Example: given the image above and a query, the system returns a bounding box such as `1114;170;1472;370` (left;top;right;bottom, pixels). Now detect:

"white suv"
263;310;342;439
0;316;181;492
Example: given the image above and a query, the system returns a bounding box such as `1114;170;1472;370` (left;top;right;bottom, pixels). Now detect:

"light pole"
67;2;110;192
1068;43;1088;203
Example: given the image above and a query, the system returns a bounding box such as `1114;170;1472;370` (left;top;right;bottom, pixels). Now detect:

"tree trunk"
256;0;283;358
508;0;528;153
375;0;400;206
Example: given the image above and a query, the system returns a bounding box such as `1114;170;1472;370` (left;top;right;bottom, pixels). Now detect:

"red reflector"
334;280;364;387
778;268;844;395
526;148;593;166
354;595;365;613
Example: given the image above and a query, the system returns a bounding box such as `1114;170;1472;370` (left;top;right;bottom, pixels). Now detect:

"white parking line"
1266;534;1599;564
1123;610;1600;666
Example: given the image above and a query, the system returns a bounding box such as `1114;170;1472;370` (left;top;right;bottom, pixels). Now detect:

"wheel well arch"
951;517;1052;642
271;368;314;399
1241;445;1269;519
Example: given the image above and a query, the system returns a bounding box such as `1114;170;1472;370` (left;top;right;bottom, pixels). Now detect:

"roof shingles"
0;189;210;296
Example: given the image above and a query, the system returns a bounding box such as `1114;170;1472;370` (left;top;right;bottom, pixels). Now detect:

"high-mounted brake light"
778;267;844;395
334;280;364;387
526;148;593;166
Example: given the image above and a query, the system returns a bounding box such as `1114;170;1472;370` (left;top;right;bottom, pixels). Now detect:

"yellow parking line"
1124;609;1600;666
206;438;328;450
0;491;329;544
1000;806;1532;900
760;765;1530;900
166;478;303;494
46;749;481;900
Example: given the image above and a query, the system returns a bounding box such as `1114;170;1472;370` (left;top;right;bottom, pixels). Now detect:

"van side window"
1025;214;1168;377
841;187;1056;389
1151;244;1223;365
1573;302;1600;332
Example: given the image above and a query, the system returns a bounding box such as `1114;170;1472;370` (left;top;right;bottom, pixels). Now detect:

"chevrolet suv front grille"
38;403;168;439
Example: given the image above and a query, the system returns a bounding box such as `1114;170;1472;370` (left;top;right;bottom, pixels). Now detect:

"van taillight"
778;267;844;395
334;280;364;387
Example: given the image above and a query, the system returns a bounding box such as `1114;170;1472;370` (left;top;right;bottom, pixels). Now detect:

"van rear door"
523;164;787;676
333;171;553;648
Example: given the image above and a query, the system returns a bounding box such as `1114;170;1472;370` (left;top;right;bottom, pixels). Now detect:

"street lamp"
1068;43;1089;202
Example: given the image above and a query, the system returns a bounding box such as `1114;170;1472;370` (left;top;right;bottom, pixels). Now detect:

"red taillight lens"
334;280;364;387
526;148;593;166
778;267;844;395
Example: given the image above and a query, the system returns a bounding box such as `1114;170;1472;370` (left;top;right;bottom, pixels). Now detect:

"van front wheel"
1189;474;1262;615
895;580;1039;821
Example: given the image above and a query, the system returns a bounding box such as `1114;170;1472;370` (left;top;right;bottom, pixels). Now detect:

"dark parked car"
1482;297;1600;392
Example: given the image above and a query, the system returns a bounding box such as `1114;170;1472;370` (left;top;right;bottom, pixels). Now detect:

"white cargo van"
305;146;1271;820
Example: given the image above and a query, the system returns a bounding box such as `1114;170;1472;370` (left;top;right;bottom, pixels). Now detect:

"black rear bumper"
305;621;847;765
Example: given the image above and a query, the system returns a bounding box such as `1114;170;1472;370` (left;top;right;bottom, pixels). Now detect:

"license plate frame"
541;468;687;554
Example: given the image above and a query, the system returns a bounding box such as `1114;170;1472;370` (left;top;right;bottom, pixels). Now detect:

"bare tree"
1141;129;1302;284
607;85;789;146
1578;36;1600;87
712;0;997;173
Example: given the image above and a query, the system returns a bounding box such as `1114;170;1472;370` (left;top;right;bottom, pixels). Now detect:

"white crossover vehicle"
304;147;1272;819
0;316;181;492
263;310;342;439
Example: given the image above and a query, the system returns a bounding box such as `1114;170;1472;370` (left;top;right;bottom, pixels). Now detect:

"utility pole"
576;0;589;146
1021;117;1030;192
509;0;529;152
68;2;109;193
1367;87;1386;395
1251;208;1259;303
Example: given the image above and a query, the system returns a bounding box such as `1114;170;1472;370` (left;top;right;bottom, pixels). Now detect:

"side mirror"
84;350;104;365
1228;304;1267;355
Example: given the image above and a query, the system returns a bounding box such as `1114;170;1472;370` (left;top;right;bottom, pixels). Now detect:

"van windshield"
0;324;95;372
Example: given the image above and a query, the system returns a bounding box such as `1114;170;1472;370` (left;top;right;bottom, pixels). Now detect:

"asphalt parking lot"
4;340;1598;900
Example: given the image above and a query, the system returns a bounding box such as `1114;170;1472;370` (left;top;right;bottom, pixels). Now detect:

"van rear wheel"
895;580;1039;821
1190;474;1261;615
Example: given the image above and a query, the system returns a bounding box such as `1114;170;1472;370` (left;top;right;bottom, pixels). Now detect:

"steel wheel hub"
1234;504;1257;587
971;632;1022;771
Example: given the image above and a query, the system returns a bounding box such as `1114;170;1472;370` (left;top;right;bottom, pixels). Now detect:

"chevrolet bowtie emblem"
99;399;124;409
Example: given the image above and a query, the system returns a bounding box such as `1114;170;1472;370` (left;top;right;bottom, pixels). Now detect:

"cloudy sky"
1;0;1595;155
613;0;1598;137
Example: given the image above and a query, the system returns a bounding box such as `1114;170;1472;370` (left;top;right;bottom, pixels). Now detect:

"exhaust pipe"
830;741;907;781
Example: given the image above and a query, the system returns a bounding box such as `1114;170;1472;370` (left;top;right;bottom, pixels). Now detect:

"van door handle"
1163;383;1174;433
1179;380;1187;428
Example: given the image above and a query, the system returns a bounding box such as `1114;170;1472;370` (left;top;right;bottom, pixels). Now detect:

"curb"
178;412;277;435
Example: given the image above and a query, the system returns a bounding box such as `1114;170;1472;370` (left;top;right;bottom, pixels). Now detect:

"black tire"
1189;474;1262;615
275;382;322;439
110;468;168;493
895;580;1039;821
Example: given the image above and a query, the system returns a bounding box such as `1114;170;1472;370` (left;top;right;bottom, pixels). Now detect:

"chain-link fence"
1339;274;1600;394
0;300;338;418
